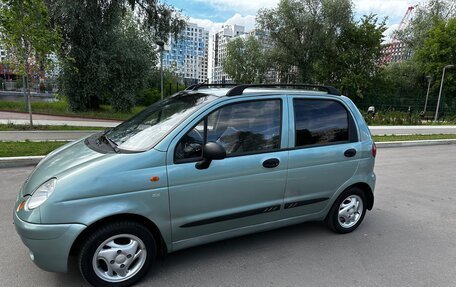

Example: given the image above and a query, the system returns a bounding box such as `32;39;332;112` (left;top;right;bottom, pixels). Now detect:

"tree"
321;14;386;99
398;0;456;51
414;18;456;113
44;0;185;112
223;36;270;83
257;0;353;83
0;0;61;127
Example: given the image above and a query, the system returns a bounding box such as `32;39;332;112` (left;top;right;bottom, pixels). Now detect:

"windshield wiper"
100;134;119;153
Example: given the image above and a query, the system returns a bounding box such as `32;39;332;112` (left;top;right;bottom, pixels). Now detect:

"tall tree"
257;0;353;83
414;18;456;112
321;14;386;98
398;0;455;51
0;0;61;126
44;0;185;112
223;36;270;83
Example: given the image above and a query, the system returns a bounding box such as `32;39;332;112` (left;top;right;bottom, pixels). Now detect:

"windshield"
105;93;217;151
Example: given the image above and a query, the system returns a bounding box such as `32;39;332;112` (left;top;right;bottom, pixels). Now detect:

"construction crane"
382;5;414;64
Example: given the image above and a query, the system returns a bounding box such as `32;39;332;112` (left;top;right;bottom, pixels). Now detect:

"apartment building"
163;22;209;85
211;24;245;84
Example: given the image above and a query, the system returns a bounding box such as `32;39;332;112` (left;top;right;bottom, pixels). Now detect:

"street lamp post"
423;76;432;113
156;40;165;100
434;64;454;121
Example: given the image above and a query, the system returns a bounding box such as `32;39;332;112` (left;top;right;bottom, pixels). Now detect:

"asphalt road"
1;145;456;287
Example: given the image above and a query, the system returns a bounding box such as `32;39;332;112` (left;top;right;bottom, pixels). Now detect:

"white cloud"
354;0;421;23
189;13;256;34
190;13;257;81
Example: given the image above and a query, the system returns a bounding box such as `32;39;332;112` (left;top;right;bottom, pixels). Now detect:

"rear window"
294;99;349;147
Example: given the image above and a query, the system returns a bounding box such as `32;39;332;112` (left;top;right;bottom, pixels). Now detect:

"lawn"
0;123;105;131
373;134;456;142
0;100;144;120
0;141;69;157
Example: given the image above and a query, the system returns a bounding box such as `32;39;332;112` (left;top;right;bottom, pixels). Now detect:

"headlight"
26;178;57;210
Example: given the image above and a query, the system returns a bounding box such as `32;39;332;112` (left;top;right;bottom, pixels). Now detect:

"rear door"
167;96;289;243
282;96;360;218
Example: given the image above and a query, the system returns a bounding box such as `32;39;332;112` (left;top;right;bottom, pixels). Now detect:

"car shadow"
54;221;335;286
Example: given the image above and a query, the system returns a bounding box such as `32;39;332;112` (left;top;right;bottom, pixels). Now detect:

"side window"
294;99;349;147
174;99;281;162
174;120;205;162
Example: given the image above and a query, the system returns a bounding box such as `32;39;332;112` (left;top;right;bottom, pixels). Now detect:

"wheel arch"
69;213;168;258
348;182;374;210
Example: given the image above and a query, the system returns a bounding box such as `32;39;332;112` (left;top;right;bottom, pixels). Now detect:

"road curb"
376;139;456;148
1;139;455;168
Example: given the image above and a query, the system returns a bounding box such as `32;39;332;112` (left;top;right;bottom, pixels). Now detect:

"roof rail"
225;84;341;96
186;83;238;91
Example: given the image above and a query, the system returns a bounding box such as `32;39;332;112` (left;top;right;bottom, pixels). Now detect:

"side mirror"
195;142;226;170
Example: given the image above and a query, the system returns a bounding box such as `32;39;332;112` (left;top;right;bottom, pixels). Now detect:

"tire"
78;221;156;287
325;187;367;234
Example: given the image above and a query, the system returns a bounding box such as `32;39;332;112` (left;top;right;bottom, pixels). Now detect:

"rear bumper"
13;212;86;272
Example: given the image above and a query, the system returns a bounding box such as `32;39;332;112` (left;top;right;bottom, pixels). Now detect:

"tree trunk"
23;70;33;128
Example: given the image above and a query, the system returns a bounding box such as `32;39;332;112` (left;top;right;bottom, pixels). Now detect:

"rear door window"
293;99;349;147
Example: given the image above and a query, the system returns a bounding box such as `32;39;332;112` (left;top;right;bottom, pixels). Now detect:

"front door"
167;97;288;243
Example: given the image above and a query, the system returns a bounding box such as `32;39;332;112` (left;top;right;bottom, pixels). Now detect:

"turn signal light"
16;200;26;212
150;176;159;182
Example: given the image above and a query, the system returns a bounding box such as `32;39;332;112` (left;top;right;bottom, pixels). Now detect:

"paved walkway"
0;111;121;127
0;131;99;141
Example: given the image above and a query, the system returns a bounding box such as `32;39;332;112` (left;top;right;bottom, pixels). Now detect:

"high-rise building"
211;25;245;84
163;22;209;85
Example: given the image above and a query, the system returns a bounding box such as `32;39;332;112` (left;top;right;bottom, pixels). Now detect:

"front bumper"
13;212;86;272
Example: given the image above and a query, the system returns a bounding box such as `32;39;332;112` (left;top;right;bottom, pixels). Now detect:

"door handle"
263;158;280;168
344;148;357;157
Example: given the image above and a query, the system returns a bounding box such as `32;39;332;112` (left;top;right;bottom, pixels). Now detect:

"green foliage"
257;0;353;83
0;100;145;120
363;111;423;125
323;14;386;99
44;0;186;112
0;0;61;75
223;36;270;83
0;141;69;157
256;0;385;99
398;0;455;51
414;18;456;112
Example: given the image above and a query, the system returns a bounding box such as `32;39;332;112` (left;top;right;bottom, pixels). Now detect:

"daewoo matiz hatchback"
14;84;376;287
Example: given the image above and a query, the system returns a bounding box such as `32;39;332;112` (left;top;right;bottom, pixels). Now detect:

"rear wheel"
78;221;156;287
326;187;367;234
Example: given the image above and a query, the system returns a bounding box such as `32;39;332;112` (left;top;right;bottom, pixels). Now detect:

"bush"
15;78;23;90
362;111;423;125
136;88;161;106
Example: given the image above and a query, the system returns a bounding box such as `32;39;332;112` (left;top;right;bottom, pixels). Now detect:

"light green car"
14;84;376;287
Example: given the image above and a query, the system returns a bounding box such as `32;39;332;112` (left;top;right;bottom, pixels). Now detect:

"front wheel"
325;187;367;234
78;221;156;287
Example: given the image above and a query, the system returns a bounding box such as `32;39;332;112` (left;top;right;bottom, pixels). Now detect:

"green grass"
0;100;145;120
0;141;69;157
374;134;456;142
0;123;105;131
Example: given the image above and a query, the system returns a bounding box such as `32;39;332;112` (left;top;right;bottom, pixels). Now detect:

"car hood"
21;139;113;196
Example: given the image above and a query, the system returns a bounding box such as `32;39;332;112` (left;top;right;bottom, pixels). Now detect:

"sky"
164;0;422;38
